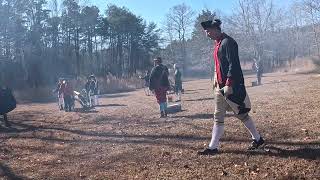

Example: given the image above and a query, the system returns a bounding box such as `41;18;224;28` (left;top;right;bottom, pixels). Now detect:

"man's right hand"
223;86;233;96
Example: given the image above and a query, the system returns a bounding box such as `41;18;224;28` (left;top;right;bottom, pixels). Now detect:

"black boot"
198;148;218;156
65;105;69;112
64;100;68;112
248;137;265;150
160;111;165;118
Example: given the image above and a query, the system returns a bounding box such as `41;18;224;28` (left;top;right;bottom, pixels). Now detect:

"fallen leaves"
1;72;320;179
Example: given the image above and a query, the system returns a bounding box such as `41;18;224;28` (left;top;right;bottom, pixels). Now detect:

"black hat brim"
201;20;213;30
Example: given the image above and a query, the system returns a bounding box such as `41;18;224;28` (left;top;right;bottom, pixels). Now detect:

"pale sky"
56;0;294;26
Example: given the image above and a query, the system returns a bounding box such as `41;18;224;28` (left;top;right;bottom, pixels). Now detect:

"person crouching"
149;57;170;118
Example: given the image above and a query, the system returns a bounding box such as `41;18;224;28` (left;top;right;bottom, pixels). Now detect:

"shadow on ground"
0;163;25;180
185;97;214;102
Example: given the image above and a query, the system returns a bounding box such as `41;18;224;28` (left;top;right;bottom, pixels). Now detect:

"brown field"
1;71;320;179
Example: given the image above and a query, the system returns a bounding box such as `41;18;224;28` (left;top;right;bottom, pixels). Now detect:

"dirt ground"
1;71;320;179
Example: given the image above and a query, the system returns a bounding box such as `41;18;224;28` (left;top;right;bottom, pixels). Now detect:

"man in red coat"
198;19;264;155
60;79;74;112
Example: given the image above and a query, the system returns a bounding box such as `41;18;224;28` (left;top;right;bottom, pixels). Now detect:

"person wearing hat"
60;79;74;112
198;19;264;155
173;64;182;101
53;78;64;110
139;70;151;96
85;75;99;107
255;59;263;85
149;57;170;118
0;85;16;127
90;75;99;106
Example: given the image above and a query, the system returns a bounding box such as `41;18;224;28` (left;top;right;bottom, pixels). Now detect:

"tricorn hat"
201;19;222;30
154;57;162;63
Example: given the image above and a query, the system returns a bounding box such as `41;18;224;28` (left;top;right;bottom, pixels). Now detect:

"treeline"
1;0;320;90
161;0;320;75
0;0;161;89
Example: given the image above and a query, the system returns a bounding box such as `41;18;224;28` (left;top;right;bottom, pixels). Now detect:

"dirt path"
1;72;320;179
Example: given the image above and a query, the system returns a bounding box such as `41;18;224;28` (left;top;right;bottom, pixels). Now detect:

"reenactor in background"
0;85;16;127
173;64;182;102
60;79;74;112
256;59;263;85
85;75;99;107
140;70;151;96
53;78;64;110
149;57;170;118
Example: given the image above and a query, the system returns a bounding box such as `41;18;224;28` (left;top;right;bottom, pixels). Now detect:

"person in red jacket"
198;19;264;155
60;79;74;112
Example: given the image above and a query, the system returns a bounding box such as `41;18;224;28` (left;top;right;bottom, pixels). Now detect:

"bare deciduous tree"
164;3;194;72
303;0;320;56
